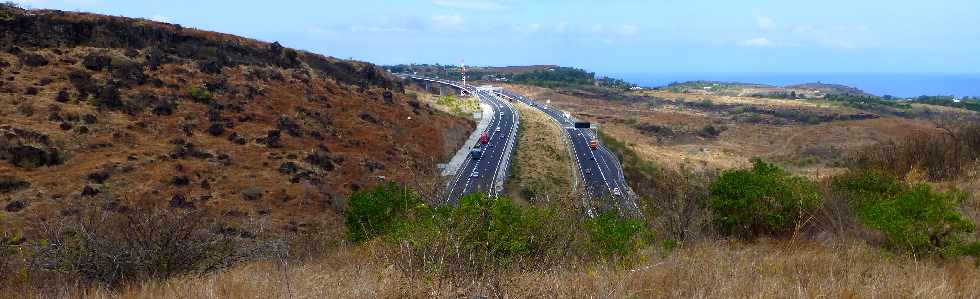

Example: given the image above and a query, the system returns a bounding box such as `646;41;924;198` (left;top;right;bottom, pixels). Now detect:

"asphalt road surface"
496;90;641;217
401;75;638;217
442;88;518;204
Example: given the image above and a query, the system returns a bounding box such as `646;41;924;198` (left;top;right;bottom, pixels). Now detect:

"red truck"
479;132;489;145
590;139;599;150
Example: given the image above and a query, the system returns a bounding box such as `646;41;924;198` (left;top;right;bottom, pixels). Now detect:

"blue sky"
11;0;980;74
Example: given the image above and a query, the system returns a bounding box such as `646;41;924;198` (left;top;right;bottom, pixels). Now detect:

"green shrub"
709;159;821;238
698;125;722;138
30;207;257;287
450;193;544;260
346;185;648;271
187;86;213;104
834;170;976;256
344;183;426;243
586;212;649;257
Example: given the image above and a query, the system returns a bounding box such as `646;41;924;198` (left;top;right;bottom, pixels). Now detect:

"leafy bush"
698;125;723;138
382;193;559;282
28;207;265;287
186;86;213;104
586;213;649;257
709;159;821;238
346;185;652;274
0;225;25;287
447;193;546;260
853;124;980;181
344;183;426;243
598;131;714;243
834;170;976;256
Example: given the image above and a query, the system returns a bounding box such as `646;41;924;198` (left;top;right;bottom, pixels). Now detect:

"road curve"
495;89;642;218
402;76;520;204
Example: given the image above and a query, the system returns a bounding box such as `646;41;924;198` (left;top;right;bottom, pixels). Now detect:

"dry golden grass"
410;87;480;117
0;9;473;236
499;83;949;176
61;240;980;299
505;103;574;203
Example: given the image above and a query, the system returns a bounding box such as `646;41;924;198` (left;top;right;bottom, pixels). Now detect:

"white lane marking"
445;153;473;202
504;91;596;217
566;128;595;217
488;91;517;198
586;135;611;190
449;90;499;202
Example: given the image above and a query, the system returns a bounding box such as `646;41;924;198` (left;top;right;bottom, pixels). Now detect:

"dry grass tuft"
58;240;980;299
505;103;574;203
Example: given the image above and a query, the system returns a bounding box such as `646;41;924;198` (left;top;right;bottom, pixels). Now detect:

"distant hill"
0;4;471;230
785;82;871;97
476;65;557;74
662;80;873;99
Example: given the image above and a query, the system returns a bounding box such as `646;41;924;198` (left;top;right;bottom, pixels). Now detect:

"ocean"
610;73;980;98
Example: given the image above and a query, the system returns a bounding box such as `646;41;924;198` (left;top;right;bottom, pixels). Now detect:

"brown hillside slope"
0;5;472;232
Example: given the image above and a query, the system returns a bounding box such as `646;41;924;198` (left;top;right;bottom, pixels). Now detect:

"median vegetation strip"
505;103;574;203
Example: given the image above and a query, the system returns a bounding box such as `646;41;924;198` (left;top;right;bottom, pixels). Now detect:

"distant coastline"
610;73;980;98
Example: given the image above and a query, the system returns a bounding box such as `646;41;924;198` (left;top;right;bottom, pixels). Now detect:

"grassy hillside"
0;4;473;292
76;241;980;298
4;4;980;297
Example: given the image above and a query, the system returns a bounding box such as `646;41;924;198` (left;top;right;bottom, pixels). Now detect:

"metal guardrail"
496;89;641;218
398;75;637;215
401;75;520;200
490;92;519;197
495;91;581;194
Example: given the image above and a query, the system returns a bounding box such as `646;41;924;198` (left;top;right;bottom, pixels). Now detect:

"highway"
404;76;520;204
495;90;642;217
401;75;639;217
442;88;519;204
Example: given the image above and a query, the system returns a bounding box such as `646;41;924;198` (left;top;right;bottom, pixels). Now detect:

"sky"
10;0;980;75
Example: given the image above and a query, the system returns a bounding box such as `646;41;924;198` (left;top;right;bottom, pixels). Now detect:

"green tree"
709;159;821;238
344;184;426;243
834;170;976;256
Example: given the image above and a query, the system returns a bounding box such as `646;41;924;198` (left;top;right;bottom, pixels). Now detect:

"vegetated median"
505;103;574;204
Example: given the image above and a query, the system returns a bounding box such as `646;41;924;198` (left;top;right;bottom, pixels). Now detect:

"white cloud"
431;15;464;31
431;15;463;26
305;27;341;40
587;24;638;38
740;37;773;47
613;24;639;37
791;25;869;49
349;25;413;33
756;16;774;30
432;0;506;10
512;23;542;34
555;22;569;33
10;0;100;7
149;15;172;23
